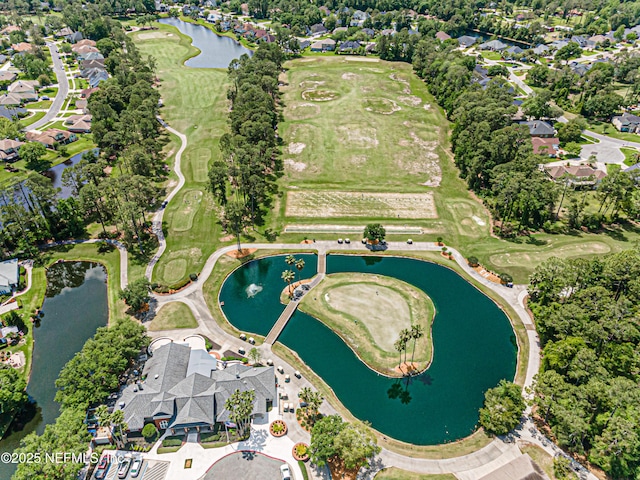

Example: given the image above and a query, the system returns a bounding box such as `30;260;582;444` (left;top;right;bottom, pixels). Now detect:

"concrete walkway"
145;117;188;280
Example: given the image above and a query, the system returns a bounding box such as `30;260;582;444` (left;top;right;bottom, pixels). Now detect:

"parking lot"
92;454;169;480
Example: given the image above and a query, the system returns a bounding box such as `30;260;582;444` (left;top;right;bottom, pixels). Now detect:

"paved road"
28;41;68;131
145;118;188;280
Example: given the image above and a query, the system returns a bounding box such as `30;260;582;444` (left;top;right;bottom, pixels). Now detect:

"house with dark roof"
339;40;361;52
522;120;555;137
533;44;550;55
0;106;26;120
478;39;508;51
362;28;375;37
310;23;327;36
457;35;477;47
612;112;640;133
116;342;276;434
570;35;588;48
0;139;23;162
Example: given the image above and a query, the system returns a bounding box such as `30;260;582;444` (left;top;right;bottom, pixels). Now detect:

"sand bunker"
341;72;359;80
398;95;422;106
336;126;379;147
284;159;307;172
288;142;306;154
302;89;339;101
364;98;401;115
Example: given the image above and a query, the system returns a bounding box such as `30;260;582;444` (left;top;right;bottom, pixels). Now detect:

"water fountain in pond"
245;283;263;298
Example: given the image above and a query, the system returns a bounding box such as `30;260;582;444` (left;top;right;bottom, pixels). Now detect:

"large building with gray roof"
116;342;276;434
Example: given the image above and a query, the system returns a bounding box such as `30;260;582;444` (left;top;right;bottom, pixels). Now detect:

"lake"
158;17;253;68
0;262;108;479
220;254;517;444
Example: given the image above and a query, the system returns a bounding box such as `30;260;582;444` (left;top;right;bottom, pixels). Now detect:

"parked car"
130;458;142;478
280;464;291;480
117;458;131;479
94;455;111;479
41;95;50;100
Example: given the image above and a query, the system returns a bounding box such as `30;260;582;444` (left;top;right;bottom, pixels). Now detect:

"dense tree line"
413;39;558;233
208;43;284;245
529;249;640;479
11;318;148;480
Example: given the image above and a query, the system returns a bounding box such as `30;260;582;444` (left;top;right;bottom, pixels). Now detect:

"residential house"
75;39;97;48
350;10;369;27
570;35;588;48
361;28;375;38
522;120;555;137
503;45;524;59
612;112;640;133
0;55;7;65
333;26;348;34
478;39;508;51
72;44;99;55
0;93;22;106
81;59;105;72
26;129;77;148
11;42;33;53
79;52;105;62
550;39;569;50
298;39;311;50
69;32;83;43
380;28;396;36
319;6;330;15
75;99;88;113
544;164;607;186
8;80;39;102
531;137;560;156
310;23;328;36
1;25;21;35
206;13;221;23
55;27;74;38
240;3;249;15
0;258;19;294
532;44;550;55
435;31;451;41
0;106;26;120
0;326;19;344
568;61;589;76
116;342;276;435
457;35;477;47
310;38;336;52
65;114;92;133
80;87;99;99
0;139;24;162
339;40;361;52
87;69;109;88
587;35;607;48
0;71;17;84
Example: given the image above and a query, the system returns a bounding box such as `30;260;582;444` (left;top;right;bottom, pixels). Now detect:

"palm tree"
410;324;425;368
295;258;305;281
299;387;313;404
285;254;296;267
109;409;128;449
307;391;324;422
400;328;412;367
248;347;261;365
94;405;110;427
282;270;295;298
394;338;404;372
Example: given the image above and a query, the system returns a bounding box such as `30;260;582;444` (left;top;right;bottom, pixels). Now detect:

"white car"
130;458;142;478
117;458;131;479
280;463;291;480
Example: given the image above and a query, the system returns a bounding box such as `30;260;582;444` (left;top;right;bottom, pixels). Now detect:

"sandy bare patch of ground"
336;126;379;147
301;89;338;101
397;95;422;106
341;72;359;80
361;86;375;93
137;31;169;40
364;98;401;115
423;103;431;110
286;102;320;119
389;73;411;94
350;155;367;166
286;191;437;218
284;224;427;234
288;142;306;154
299;80;325;89
396;132;442;187
284;159;307;172
219;234;235;242
344;57;379;62
472;215;486;226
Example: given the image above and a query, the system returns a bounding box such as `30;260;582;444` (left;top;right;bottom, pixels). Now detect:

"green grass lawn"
621;146;639;166
481;51;502;60
27;99;53;109
19;110;45;127
585;120;640;142
133;24;230;287
148;301;198;331
375;469;456;480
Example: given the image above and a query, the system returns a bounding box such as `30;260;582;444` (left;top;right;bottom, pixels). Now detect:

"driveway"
201;452;285;480
28;41;68;131
579;137;625;163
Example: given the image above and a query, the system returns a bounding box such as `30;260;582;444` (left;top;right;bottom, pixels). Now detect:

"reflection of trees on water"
387;377;413;405
45;262;105;297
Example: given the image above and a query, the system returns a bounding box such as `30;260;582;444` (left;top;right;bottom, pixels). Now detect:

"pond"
219;254;517;445
158;17;253;68
47;148;98;199
0;262;108;479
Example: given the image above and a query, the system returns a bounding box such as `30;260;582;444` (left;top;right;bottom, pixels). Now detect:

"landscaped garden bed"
269;419;287;437
292;442;310;461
